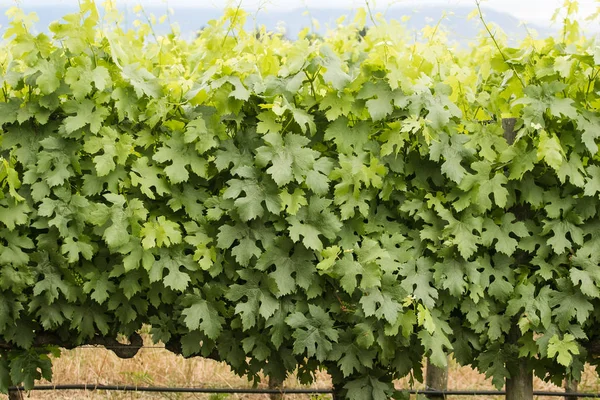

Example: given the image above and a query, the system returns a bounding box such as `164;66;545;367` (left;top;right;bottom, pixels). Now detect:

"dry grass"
2;334;600;400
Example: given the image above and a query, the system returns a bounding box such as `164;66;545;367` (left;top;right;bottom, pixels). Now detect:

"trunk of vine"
505;323;533;400
506;360;533;400
503;119;533;400
8;388;24;400
332;383;344;400
268;376;283;400
426;357;448;400
564;378;578;400
506;323;533;400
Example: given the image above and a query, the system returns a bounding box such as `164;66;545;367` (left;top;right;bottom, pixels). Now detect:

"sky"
0;0;599;27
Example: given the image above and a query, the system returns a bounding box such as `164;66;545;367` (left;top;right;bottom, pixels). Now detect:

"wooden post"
503;118;533;400
8;388;24;400
268;376;283;400
426;357;448;400
565;378;578;400
502;118;517;145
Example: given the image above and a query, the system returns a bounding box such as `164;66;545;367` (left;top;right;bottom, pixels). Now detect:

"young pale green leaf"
141;217;182;249
547;334;580;366
537;131;564;171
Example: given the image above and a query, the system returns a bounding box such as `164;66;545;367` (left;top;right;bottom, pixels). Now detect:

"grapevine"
0;1;600;399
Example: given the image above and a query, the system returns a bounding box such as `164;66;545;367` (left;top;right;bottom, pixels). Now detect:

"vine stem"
475;0;526;88
365;0;377;27
585;67;599;99
416;13;448;73
2;83;8;102
221;0;243;47
136;4;164;71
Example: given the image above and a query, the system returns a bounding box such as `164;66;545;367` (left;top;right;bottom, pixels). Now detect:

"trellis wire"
7;385;600;397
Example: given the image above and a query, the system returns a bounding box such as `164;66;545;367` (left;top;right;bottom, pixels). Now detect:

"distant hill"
0;4;559;44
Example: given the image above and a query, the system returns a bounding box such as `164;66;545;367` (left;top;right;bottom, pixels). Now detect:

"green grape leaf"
343;376;390;400
287;196;342;251
357;81;395;121
121;63;162;98
226;270;278;330
481;213;529;255
153;131;209;183
148;250;195;292
256;133;319;187
286;304;339;361
181;294;224;340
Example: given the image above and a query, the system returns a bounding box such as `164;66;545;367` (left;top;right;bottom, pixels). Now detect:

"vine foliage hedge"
1;1;600;398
